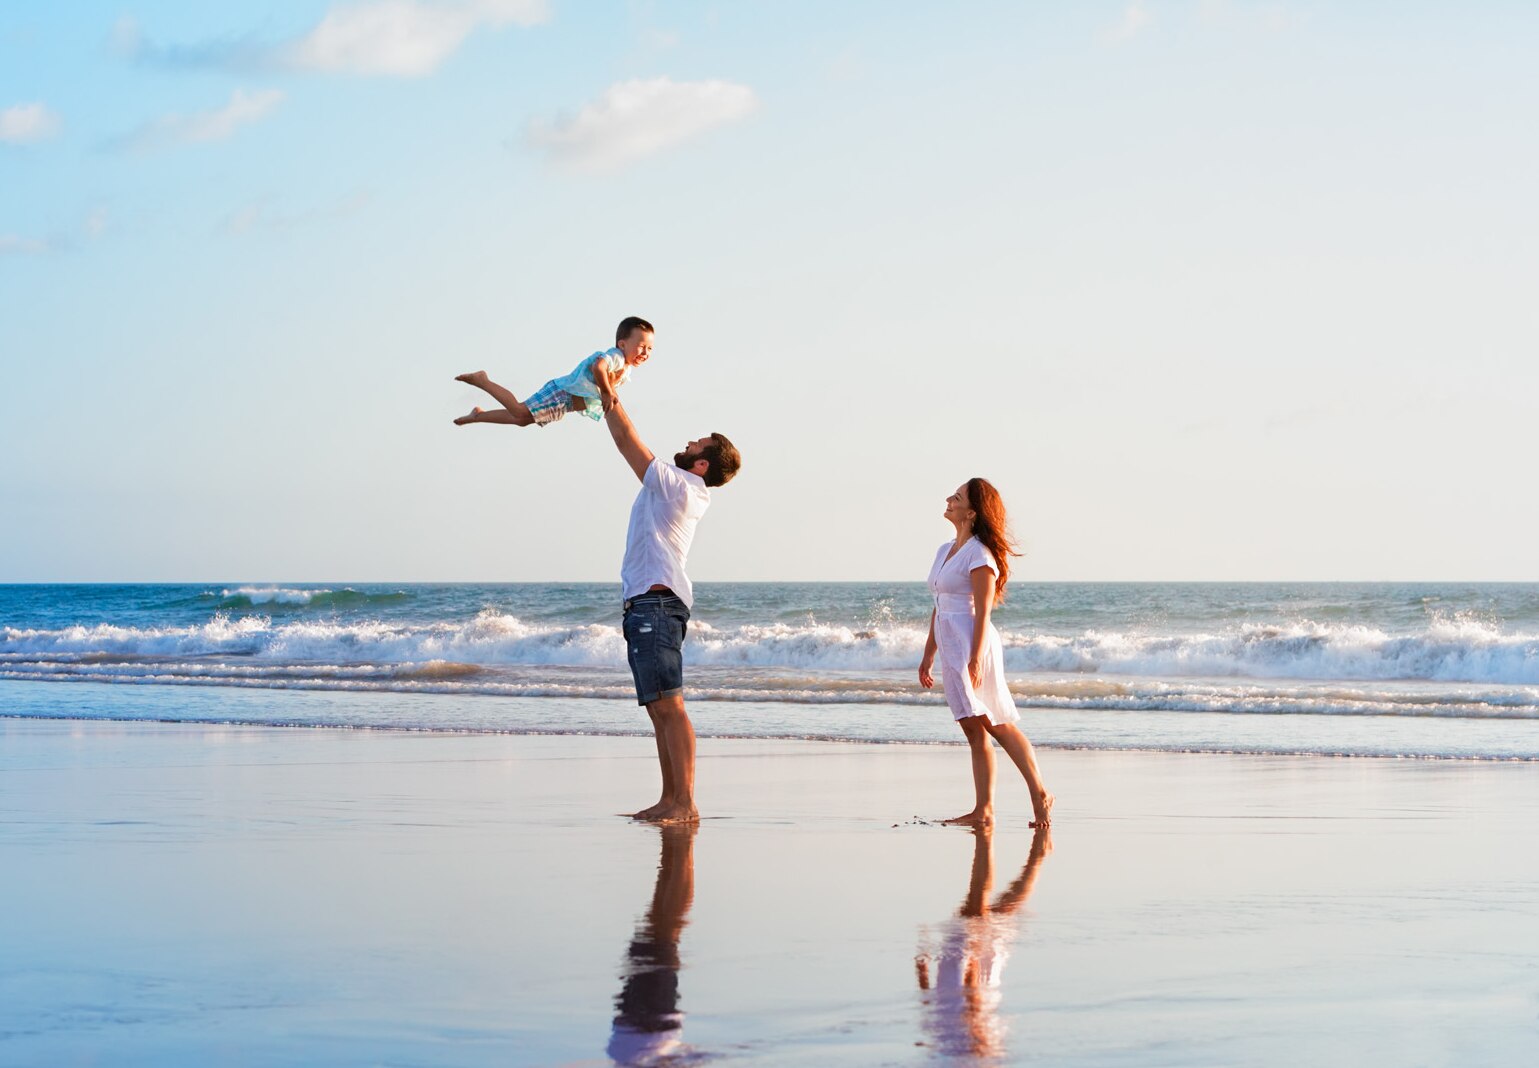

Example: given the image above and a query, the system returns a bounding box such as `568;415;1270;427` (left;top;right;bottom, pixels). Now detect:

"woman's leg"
984;721;1054;827
943;714;995;827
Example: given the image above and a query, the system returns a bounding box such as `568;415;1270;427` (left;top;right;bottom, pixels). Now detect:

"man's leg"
628;704;678;820
640;693;697;824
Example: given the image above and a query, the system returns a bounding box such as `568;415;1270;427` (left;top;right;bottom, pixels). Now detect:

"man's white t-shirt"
621;458;711;608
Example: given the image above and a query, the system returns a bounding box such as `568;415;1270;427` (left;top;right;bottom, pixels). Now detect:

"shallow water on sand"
4;722;1539;1066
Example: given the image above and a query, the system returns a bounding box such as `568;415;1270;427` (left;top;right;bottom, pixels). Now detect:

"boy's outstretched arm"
591;355;618;412
604;399;655;483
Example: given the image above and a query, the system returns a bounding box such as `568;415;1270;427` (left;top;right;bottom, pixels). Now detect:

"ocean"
4;582;1539;760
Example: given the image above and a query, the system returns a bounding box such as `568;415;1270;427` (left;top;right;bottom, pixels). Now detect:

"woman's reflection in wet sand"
608;824;702;1066
916;827;1051;1061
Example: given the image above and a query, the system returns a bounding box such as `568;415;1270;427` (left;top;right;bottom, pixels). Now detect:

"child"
454;316;654;428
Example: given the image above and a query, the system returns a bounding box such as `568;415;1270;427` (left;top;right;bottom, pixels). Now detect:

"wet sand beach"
3;717;1538;1066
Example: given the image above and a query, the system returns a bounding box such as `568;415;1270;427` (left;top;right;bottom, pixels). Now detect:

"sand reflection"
916;826;1051;1061
608;824;700;1066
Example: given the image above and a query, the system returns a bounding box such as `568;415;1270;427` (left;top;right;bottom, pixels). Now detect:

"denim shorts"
623;592;690;705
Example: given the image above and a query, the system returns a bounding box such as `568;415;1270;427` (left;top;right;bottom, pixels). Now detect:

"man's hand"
918;657;935;689
600;390;617;413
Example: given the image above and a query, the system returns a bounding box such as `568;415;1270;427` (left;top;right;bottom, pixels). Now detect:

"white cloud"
0;234;51;255
116;89;284;153
0;102;61;144
528;77;756;172
86;207;109;239
283;0;548;76
1108;1;1153;42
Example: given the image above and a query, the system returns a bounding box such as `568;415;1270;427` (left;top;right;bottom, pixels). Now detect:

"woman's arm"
919;609;938;688
968;566;995;687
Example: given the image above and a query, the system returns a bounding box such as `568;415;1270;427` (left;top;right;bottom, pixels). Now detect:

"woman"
919;478;1053;828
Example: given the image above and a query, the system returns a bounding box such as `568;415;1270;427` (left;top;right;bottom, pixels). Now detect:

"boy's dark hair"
700;432;741;488
616;316;654;345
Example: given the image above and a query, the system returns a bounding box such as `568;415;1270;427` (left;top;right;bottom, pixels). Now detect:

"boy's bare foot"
453;407;484;426
943;809;994;828
454;371;489;387
1030;792;1056;829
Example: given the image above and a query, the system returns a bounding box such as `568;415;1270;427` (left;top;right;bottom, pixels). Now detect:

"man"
604;399;741;823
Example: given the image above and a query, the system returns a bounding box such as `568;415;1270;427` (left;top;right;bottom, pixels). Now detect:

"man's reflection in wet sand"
915;827;1051;1061
608;824;700;1066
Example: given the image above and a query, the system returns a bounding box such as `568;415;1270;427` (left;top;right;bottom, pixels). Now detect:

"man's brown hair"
701;433;741;488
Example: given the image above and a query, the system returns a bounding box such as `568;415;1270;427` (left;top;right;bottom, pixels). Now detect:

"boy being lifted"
454;316;653;429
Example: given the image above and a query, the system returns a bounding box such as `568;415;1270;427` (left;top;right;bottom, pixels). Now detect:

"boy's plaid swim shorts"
525;381;572;426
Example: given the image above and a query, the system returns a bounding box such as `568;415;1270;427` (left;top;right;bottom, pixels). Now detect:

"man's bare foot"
641;802;699;825
454;371;489;387
942;809;994;828
1030;792;1056;829
453;406;484;426
626;801;668;820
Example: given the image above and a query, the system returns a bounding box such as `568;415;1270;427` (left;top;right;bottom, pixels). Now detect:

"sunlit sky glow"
3;1;1536;582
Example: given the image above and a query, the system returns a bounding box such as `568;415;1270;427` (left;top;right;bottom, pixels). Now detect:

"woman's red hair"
965;477;1019;601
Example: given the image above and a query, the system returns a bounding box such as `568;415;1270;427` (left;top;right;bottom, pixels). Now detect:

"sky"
2;1;1536;583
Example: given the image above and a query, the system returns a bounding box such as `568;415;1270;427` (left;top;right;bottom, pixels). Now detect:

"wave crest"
3;611;1538;685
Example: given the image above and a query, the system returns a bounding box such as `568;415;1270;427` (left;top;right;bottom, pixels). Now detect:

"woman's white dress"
927;537;1019;725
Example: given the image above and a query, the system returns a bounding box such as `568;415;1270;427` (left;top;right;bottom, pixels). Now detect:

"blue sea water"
4;582;1539;758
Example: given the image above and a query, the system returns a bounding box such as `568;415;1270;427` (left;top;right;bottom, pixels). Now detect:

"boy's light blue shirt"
548;349;632;421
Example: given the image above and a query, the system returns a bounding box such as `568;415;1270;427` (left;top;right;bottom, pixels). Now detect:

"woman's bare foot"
454;371;489;387
1030;792;1055;829
943;808;994;828
453;406;485;426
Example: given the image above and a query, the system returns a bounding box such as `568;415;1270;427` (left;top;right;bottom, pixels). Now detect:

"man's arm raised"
604;399;656;483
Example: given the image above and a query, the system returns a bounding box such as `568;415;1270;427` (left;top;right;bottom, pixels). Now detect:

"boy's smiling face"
618;328;654;366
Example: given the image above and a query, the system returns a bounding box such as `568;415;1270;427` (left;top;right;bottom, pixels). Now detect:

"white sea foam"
5;611;1538;685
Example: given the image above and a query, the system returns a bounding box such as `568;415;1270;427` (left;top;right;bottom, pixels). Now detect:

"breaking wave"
210;586;413;610
3;611;1538;685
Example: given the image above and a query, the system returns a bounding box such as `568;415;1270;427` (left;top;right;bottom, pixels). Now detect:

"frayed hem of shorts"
636;686;685;706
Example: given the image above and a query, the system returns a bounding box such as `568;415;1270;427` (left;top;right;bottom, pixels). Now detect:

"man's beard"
674;449;700;469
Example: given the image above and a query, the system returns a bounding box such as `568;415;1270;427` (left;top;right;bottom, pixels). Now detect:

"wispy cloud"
0;234;53;255
640;27;680;50
1198;0;1297;34
1107;1;1153;42
85;207;109;239
221;191;373;236
527;77;756;173
111;16;278;72
112;89;284;154
0;102;61;144
118;1;548;78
